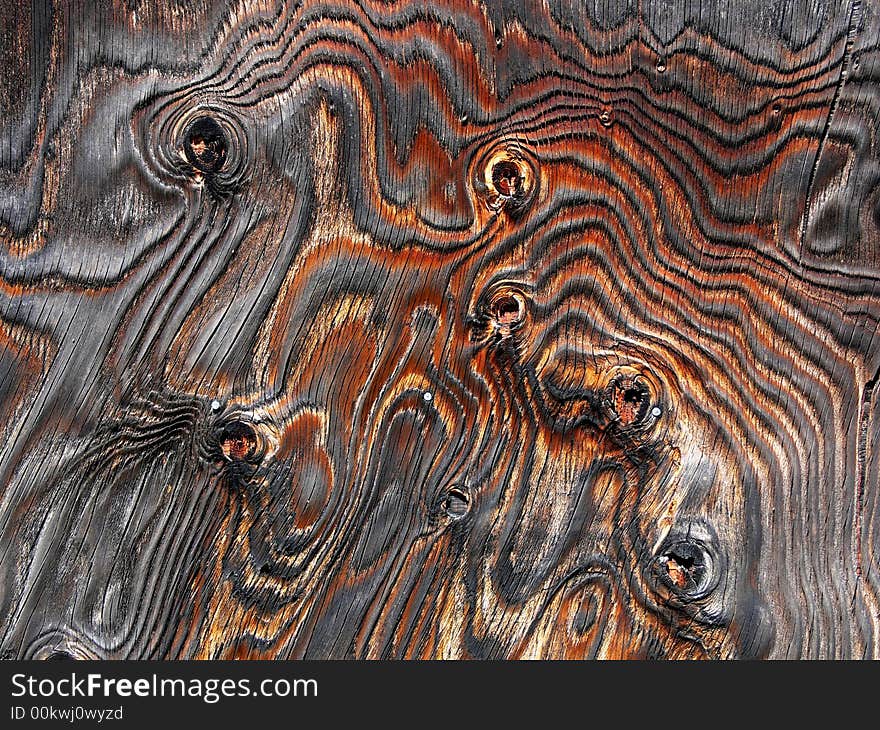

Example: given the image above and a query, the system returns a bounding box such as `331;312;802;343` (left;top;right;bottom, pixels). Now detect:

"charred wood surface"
1;0;879;659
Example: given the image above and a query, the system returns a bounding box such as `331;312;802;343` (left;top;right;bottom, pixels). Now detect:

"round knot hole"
183;116;228;174
491;160;524;198
219;421;258;462
477;145;538;215
609;376;652;427
489;290;527;329
654;540;715;598
441;486;470;520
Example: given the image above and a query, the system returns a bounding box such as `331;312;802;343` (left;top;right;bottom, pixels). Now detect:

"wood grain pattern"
0;0;879;659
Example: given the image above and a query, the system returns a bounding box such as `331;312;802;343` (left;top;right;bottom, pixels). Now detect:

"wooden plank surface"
0;0;878;659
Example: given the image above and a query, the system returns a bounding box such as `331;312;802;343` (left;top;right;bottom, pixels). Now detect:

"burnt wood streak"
0;0;879;659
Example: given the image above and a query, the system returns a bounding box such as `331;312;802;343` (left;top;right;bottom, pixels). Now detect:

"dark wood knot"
440;485;470;519
486;287;528;332
607;373;660;429
469;282;531;345
652;538;717;600
431;483;472;528
491;160;524;198
475;143;538;216
183;115;228;174
218;420;260;462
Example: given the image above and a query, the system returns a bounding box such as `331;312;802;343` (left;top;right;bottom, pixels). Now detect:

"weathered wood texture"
0;0;879;659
